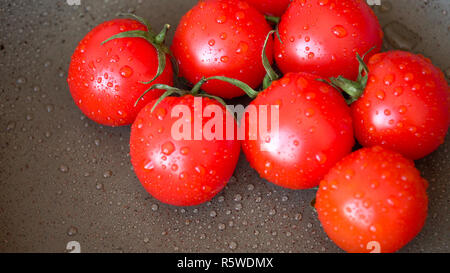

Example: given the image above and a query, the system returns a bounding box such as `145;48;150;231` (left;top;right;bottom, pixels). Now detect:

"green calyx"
326;47;375;104
101;13;178;89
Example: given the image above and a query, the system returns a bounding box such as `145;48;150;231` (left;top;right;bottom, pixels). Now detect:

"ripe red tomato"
241;73;354;189
68;19;174;126
130;95;241;206
245;0;291;17
351;51;450;160
274;0;383;80
171;0;274;99
316;146;429;253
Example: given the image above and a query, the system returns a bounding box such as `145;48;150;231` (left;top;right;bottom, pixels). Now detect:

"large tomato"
171;0;274;99
316;146;429;253
241;72;354;189
274;0;383;80
130;95;241;206
245;0;291;17
68;19;174;126
350;51;450;160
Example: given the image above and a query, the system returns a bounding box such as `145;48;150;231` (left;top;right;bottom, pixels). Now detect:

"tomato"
68;19;174;127
130;95;241;206
350;51;450;160
171;0;274;99
315;146;429;253
241;72;354;189
245;0;291;17
274;0;383;80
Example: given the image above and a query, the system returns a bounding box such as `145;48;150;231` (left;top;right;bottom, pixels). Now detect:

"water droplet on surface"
229;241;238;249
59;165;69;173
16;77;26;85
6;121;16;131
67;226;78;236
103;170;112;178
383;21;420;51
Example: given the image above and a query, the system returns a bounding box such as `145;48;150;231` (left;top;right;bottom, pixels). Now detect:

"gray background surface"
0;0;448;253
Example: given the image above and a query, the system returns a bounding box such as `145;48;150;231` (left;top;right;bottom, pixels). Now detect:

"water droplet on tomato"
216;15;227;24
235;11;245;20
180;147;190;155
236;42;248;54
155;107;167;120
315;152;327;165
376;90;386;100
383;74;395;86
120;65;133;78
398;105;407;114
195;165;206;175
161;142;175;155
331;25;348;38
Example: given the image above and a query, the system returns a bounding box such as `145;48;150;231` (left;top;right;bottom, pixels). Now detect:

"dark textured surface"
0;0;448;253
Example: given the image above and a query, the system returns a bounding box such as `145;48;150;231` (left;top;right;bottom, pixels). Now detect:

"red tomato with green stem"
130;81;241;206
245;0;291;17
329;50;450;160
171;0;274;99
210;72;355;190
274;0;383;80
315;146;429;253
68;15;174;126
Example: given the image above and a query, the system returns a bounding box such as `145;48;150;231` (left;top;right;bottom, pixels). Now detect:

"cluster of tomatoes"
67;0;449;253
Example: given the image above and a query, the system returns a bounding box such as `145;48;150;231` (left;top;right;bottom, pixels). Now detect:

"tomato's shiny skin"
352;51;450;160
241;73;354;189
316;146;429;253
274;0;383;80
171;0;273;99
68;19;174;127
245;0;291;17
130;96;241;206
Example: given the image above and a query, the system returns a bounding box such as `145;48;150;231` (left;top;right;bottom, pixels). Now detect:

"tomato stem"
203;76;260;99
326;48;376;104
262;30;279;89
265;15;280;24
155;24;170;45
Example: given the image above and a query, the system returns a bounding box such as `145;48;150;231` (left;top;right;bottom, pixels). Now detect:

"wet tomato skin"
316;146;429;253
275;0;383;80
241;72;354;189
171;0;273;99
130;95;241;206
68;19;174;127
352;51;450;160
245;0;292;17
